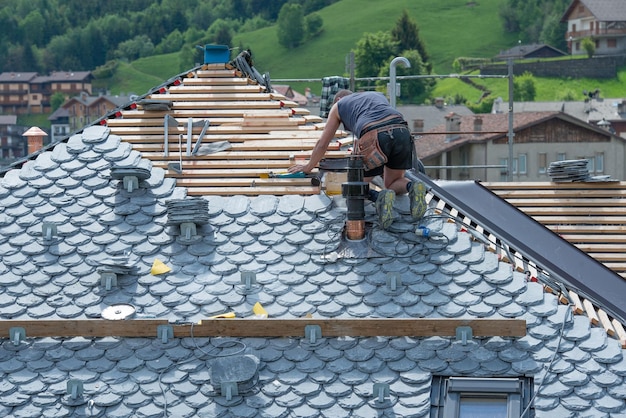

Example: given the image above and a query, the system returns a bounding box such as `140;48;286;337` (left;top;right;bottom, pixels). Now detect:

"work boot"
375;189;396;230
409;181;428;221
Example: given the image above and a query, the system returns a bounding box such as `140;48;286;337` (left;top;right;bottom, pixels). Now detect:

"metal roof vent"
110;164;151;193
166;198;210;241
210;354;260;400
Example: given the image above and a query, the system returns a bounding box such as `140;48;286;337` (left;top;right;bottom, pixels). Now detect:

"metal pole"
389;57;410;108
507;58;514;182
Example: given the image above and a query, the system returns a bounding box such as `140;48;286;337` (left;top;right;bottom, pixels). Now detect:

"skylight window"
430;376;534;418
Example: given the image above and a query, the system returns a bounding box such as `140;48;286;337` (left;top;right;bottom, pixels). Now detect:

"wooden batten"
0;318;527;339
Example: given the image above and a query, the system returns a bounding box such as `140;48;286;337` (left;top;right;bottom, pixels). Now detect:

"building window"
608;38;617;48
556;152;566;161
595;153;604;173
517;154;527;175
500;158;508;181
538;153;547;174
430;376;534;418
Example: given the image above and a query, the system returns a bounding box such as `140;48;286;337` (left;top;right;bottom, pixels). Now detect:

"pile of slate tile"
548;159;590;182
110;164;151;181
165;198;210;226
98;255;137;276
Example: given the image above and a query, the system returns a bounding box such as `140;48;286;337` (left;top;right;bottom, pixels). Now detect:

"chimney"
342;156;369;240
445;113;461;142
618;99;626;115
434;97;445;108
412;119;424;133
473;116;483;133
22;126;48;154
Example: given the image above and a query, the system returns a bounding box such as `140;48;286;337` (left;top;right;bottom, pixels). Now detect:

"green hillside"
94;0;626;106
232;0;516;77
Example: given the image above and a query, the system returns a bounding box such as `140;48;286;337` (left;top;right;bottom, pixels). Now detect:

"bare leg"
382;167;409;195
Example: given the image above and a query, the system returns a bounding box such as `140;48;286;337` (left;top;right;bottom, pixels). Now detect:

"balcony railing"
569;28;626;38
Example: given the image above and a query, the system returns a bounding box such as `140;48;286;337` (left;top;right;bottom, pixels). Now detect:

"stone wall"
480;55;626;79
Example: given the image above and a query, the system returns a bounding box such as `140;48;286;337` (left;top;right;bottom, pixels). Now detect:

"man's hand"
288;163;311;174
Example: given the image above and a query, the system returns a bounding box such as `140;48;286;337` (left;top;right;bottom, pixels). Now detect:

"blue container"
202;45;230;64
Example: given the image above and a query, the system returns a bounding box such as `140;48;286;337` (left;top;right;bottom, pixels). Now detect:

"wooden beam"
0;318;526;339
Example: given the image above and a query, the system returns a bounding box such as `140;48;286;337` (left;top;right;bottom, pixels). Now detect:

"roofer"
288;89;427;229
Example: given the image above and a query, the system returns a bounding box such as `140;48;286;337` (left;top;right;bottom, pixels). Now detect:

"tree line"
0;0;337;73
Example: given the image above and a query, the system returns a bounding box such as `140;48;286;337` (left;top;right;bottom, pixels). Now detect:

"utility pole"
507;58;515;182
346;52;356;92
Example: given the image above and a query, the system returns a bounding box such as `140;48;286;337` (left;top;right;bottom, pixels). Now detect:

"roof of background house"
63;93;134;109
0;72;38;83
494;43;567;60
492;97;626;124
561;0;626;22
397;103;475;132
0;55;625;416
30;72;92;85
0;115;17;125
48;107;70;121
272;84;308;106
416;111;616;160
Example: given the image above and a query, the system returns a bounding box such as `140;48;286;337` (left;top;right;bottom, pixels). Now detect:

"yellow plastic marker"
151;259;171;275
253;302;268;318
210;312;236;318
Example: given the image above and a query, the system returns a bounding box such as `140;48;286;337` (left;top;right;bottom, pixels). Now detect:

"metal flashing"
412;172;626;324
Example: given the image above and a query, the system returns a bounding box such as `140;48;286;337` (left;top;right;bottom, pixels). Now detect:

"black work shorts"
363;124;413;177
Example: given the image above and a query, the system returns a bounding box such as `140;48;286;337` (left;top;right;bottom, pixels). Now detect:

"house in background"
494;43;568;61
417;111;625;181
0;72;37;115
561;0;626;56
48;107;71;143
0;49;626;417
0;114;28;164
398;98;474;133
493;96;626;138
272;84;308;106
62;91;132;132
0;71;93;115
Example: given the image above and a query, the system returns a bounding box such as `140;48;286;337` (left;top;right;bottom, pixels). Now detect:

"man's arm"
288;103;342;174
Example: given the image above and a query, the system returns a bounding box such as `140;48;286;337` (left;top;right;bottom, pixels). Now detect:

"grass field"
92;0;626;109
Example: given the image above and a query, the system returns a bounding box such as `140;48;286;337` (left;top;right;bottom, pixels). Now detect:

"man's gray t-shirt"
336;92;403;137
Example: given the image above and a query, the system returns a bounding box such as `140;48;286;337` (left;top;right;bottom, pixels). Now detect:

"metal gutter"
409;172;626;325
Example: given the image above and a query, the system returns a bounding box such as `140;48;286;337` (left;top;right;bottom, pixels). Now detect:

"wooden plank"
167;85;265;93
505;198;626;207
152;93;275;101
186;185;321;196
582;299;600;325
597;309;616;337
532;216;626;225
611;319;626;348
484;181;626;190
187;318;527;337
107;124;314;135
142;150;347;160
0;319;168;338
0;318;526;338
568;290;584;315
546;225;626;234
518;207;626;215
112;132;334;144
171;101;290;110
490;188;626;198
182;77;249;85
124;139;326;152
171;177;315;188
158;167;307;178
119;108;302;119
